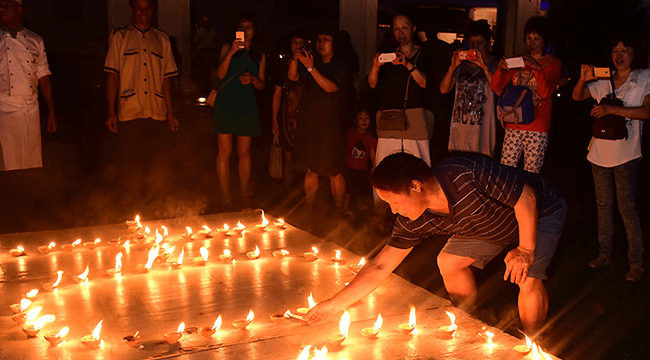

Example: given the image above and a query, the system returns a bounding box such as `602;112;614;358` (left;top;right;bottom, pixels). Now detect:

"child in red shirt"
343;106;377;215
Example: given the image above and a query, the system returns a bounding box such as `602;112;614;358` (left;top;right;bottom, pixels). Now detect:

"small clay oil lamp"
25;289;39;299
246;245;260;260
122;330;141;347
84;238;101;250
361;314;382;339
106;253;123;277
81;320;103;348
255;210;269;230
303;246;319;261
514;333;533;355
13;306;41;325
296;293;316;316
108;237;121;247
439;311;457;336
274;218;286;229
72;265;90;284
197;225;212;238
219;249;233;262
478;327;495;348
134;226;151;241
232;310;254;330
181;226;194;240
10;298;31;314
44;326;69;346
200;315;222;338
326;311;350;347
136;247;159;273
193;247;209;266
272;249;289;259
9;246;25;257
126;215;140;228
331;250;342;262
217;223;230;235
61;239;81;252
168;248;184;269
158;244;176;262
23;314;55;337
398;307;416;335
270;311;288;324
163;322;185;344
37;242;56;255
233;221;246;234
43;270;64;291
348;257;365;274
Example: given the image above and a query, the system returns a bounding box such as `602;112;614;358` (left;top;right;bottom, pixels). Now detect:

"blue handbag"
497;84;535;127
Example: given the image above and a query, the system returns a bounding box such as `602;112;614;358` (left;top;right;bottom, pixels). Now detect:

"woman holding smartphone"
213;11;266;206
491;16;561;173
572;35;650;281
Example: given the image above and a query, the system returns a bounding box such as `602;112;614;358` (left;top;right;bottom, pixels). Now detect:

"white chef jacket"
0;27;51;171
104;24;178;122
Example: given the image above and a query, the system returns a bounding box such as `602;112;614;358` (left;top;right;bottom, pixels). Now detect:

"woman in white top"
572;36;650;281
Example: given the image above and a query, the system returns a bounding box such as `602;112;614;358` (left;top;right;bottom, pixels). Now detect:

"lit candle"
161;225;169;237
439;311;457;335
126;215;140;228
398;307;416;335
107;253;123;277
233;221;246;234
44;326;69;346
9;246;25;257
122;331;141;347
514;333;533;355
193;247;209;265
326;311;350;347
255;210;269;230
331;250;342;262
200;315;222;338
298;345;311;360
9;298;31;314
297;293;316;315
272;249;289;259
81;320;103;347
43;270;64;291
23;314;54;337
163;322;185;344
361;314;382;339
137;247;159;273
274;218;286;229
25;289;38;299
198;225;212;238
219;249;233;262
218;223;230;235
182;226;194;240
348;257;365;274
108;237;121;247
72;265;90;284
168;248;184;269
530;343;552;359
13;306;41;325
304;246;319;261
83;238;101;250
246;245;261;260
232;310;254;330
478;327;495;347
37;242;56;254
62;239;81;252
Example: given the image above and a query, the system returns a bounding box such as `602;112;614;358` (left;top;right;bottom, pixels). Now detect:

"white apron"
0;94;42;171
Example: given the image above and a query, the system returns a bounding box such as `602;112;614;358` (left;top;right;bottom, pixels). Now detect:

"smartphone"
505;57;525;68
235;31;245;43
593;67;611;78
458;50;477;61
301;44;311;55
378;53;397;63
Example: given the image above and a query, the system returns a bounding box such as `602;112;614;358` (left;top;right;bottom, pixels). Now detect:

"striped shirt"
388;155;564;249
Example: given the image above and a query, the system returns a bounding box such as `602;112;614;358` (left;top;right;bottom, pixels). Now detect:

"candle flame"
135;215;140;222
185;226;192;234
77;265;89;281
313;346;328;359
34;315;52;330
94;238;101;244
524;333;532;349
25;306;42;322
57;327;70;337
311;246;319;255
277;218;285;225
48;242;56;249
20;298;32;311
178;249;184;264
92;320;103;340
374;314;383;332
223;249;232;258
340;311;351;338
161;225;168;237
136;218;141;228
202;225;212;232
308;293;316;309
358;257;366;267
334;250;341;261
531;343;552;360
281;249;289;255
252;245;260;257
408;307;416;329
155;230;162;245
236;221;245;230
145;247;158;269
212;315;222;331
165;245;176;255
177;322;185;333
485;330;494;344
115;253;123;272
445;311;457;331
222;223;230;231
260;211;269;226
26;289;38;298
123;240;130;247
16;246;24;252
200;247;209;261
72;239;81;246
246;310;254;322
284;310;291;318
53;270;63;287
144;226;151;235
298;345;311;360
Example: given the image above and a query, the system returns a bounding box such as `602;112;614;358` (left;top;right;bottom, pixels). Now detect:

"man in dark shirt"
305;153;567;336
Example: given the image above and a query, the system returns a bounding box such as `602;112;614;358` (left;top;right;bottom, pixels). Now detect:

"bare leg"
330;173;346;208
304;169;319;206
216;134;233;203
237;136;252;199
518;277;548;336
437;252;479;314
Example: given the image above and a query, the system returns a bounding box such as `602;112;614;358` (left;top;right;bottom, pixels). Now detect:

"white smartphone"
235;31;245;43
505;57;525;68
593;67;611;78
378;53;397;63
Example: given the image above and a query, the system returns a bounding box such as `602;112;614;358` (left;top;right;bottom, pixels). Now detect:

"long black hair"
235;11;263;63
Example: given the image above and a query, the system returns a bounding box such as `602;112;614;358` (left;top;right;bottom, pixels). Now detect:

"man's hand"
503;246;535;284
47;113;57;133
167;115;179;131
106;114;118;133
304;299;341;326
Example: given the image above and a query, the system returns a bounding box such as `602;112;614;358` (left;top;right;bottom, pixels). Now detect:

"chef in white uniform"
0;0;57;171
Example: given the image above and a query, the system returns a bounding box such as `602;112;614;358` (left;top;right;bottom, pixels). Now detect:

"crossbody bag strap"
216;58;251;92
608;70;618;100
402;47;423;109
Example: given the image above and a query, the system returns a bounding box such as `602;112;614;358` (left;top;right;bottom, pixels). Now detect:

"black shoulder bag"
592;73;627;140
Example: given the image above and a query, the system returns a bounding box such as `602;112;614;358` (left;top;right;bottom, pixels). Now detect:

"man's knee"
437;252;473;277
518;277;545;296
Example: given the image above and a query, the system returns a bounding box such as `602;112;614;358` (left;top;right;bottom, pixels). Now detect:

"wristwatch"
307;66;314;73
408;64;417;73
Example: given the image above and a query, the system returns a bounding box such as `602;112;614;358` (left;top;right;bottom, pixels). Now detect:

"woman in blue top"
213;12;266;206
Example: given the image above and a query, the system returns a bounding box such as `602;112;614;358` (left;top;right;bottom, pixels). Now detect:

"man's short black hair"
370;152;432;195
466;19;492;43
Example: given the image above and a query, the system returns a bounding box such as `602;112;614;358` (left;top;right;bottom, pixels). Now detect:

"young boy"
343;106;377;216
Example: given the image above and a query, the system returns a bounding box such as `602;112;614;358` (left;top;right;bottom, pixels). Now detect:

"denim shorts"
441;199;567;279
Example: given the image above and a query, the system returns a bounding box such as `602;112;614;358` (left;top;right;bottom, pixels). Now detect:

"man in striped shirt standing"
305;152;566;337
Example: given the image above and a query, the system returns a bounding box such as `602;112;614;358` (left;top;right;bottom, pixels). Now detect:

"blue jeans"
591;158;644;265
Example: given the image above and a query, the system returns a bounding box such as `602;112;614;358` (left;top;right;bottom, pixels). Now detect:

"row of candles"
5;213;552;359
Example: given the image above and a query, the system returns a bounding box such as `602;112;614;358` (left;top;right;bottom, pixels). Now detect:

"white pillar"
502;0;541;57
339;0;377;77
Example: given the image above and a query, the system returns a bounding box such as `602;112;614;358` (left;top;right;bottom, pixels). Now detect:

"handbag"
592;74;627;140
497;85;535;127
268;135;283;179
207;59;251;107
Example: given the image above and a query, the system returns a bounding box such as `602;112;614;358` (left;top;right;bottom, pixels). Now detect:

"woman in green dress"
213;12;266;205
